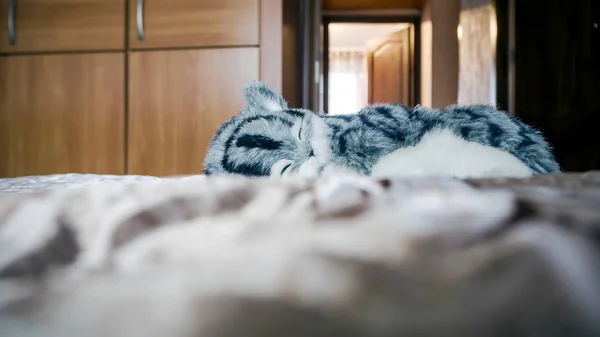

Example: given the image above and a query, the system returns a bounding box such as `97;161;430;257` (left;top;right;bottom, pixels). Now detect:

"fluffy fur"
203;81;560;178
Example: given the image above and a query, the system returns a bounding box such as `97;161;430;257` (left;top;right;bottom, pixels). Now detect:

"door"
128;0;259;49
511;0;600;172
0;0;125;53
0;53;125;178
128;48;259;176
366;27;412;105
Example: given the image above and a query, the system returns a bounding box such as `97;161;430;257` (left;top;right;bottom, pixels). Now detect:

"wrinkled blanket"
1;172;600;337
0;173;196;194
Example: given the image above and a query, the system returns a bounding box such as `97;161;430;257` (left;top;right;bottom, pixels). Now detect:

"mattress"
0;172;599;337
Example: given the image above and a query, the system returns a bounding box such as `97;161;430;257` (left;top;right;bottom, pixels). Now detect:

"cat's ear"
243;80;288;113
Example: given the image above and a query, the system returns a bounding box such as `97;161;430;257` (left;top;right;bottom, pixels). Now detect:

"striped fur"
203;81;560;178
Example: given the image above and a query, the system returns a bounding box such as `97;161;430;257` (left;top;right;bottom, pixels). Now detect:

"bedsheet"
1;172;600;337
0;173;201;194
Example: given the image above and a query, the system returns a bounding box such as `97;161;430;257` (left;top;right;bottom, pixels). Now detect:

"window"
327;49;367;114
328;72;361;115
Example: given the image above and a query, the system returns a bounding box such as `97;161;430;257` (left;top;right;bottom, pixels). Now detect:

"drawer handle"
8;0;17;45
136;0;145;40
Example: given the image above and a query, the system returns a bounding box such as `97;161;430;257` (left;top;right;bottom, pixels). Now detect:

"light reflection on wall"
458;2;497;105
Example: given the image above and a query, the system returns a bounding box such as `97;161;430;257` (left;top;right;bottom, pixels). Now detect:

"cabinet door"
0;0;125;53
128;0;259;49
128;48;259;176
0;53;125;178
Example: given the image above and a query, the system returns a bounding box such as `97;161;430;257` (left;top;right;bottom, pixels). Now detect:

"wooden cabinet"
0;53;125;177
0;0;281;178
127;0;280;176
128;48;259;176
0;0;125;53
128;0;259;50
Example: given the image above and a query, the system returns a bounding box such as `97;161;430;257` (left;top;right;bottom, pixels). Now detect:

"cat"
203;80;560;179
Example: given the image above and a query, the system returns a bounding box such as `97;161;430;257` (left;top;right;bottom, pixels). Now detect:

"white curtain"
328;50;367;115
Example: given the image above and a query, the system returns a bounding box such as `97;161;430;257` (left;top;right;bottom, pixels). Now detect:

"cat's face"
203;81;337;177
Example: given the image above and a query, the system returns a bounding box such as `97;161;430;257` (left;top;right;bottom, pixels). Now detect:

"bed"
1;171;599;337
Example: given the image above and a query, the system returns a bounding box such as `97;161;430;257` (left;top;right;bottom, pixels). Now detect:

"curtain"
328;49;367;115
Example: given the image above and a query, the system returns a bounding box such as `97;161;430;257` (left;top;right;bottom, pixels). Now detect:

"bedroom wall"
457;0;497;105
420;0;461;108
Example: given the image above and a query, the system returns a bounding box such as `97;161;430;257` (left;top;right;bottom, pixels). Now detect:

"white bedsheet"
0;173;202;194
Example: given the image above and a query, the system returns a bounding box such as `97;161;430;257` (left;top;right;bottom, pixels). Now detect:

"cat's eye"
298;124;303;141
281;163;292;174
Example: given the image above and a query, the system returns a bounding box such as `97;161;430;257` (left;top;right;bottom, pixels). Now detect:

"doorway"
323;15;420;114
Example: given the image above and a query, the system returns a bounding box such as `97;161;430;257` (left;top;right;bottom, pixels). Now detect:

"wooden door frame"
493;0;515;113
321;12;421;114
298;0;323;112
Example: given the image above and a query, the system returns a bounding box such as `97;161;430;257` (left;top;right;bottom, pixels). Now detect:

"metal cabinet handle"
8;0;17;45
136;0;145;40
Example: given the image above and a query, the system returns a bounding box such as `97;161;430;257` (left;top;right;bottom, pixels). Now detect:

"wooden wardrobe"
0;0;282;178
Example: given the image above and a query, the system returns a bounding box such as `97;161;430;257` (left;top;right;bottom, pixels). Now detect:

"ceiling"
328;23;409;49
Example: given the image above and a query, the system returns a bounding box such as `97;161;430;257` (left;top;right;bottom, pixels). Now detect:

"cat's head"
203;81;333;177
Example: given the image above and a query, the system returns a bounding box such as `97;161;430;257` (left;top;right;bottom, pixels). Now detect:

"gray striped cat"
203;81;560;179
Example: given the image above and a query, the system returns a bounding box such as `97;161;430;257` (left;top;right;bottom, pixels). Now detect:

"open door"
366;27;412;106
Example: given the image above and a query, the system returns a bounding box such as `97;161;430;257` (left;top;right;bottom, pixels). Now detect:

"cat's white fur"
371;129;533;179
264;100;284;112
